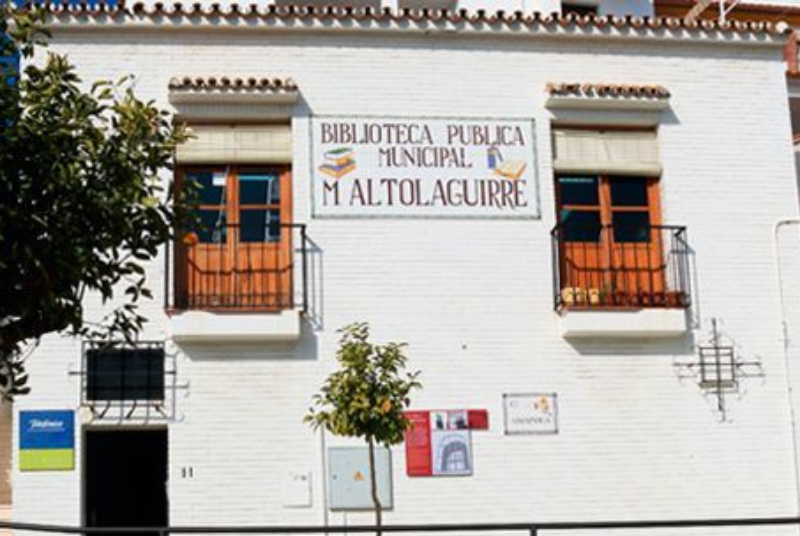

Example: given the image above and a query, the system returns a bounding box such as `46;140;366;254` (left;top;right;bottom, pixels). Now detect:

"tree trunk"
367;437;382;536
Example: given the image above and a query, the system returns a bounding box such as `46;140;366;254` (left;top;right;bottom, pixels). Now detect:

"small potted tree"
306;323;421;536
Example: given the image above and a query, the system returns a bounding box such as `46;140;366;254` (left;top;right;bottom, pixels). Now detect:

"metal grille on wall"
74;341;183;422
676;319;763;420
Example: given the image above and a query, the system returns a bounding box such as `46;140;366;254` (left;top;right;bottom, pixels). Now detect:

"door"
555;176;605;306
84;429;168;536
233;168;293;309
178;166;293;310
605;177;664;306
556;175;662;307
179;167;231;309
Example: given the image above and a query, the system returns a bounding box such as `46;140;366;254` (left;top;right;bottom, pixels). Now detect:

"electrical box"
281;471;312;508
328;447;393;510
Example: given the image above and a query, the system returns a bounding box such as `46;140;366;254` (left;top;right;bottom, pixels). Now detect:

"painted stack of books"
494;160;527;180
319;147;356;179
487;145;526;180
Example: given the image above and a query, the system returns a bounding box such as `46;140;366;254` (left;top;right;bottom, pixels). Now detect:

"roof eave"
33;3;790;46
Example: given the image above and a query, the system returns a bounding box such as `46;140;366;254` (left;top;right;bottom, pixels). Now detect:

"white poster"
503;393;559;435
311;116;539;218
431;429;472;476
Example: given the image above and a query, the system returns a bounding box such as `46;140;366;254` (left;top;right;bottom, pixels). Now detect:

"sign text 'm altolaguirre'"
314;118;536;215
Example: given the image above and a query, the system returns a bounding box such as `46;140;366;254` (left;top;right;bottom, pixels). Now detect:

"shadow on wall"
93;29;777;77
302;234;325;331
178;319;320;361
672;319;765;421
564;329;696;357
290;95;325;332
686;239;702;330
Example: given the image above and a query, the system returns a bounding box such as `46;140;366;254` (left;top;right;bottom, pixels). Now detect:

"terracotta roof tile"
546;83;671;99
33;1;790;38
168;76;298;92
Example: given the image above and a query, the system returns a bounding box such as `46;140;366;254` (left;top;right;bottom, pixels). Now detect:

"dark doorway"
85;429;168;536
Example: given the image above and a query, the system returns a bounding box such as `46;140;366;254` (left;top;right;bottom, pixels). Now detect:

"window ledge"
546;95;670;112
558;308;688;339
169;309;301;344
169;91;300;106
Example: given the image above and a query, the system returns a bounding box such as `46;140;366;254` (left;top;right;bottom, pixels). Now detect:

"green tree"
0;7;189;396
306;323;421;535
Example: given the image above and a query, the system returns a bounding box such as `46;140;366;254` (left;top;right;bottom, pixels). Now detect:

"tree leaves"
305;323;420;533
0;6;189;397
305;322;422;447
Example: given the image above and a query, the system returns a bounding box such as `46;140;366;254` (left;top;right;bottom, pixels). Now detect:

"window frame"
84;344;166;403
555;174;661;243
172;163;295;312
178;164;292;246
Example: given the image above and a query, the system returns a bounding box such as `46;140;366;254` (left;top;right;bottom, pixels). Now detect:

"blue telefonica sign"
19;410;75;471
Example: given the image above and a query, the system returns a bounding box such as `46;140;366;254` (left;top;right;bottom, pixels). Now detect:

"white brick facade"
12;11;800;535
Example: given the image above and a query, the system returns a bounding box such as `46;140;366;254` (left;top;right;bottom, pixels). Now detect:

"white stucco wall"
11;16;800;535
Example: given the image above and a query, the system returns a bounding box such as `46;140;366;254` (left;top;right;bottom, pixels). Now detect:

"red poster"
404;411;433;476
467;410;489;430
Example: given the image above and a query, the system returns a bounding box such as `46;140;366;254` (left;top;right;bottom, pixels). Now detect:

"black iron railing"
3;517;800;536
551;224;691;310
165;223;309;313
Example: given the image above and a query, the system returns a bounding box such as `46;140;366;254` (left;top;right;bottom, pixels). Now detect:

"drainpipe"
320;428;330;531
773;217;800;519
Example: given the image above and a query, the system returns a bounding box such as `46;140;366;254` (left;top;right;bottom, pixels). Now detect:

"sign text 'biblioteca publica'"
312;116;539;218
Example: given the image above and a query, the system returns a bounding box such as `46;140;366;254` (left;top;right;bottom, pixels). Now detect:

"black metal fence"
551;224;691;310
4;518;800;536
165;223;309;313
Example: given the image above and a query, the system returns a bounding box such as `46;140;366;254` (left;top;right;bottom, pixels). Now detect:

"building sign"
431;429;472;476
19;410;75;471
503;393;559;435
405;411;433;476
311;116;539;218
404;409;488;477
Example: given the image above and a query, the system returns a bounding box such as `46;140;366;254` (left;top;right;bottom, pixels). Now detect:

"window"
175;165;294;311
187;169;228;244
238;171;282;243
171;120;298;311
556;175;659;241
550;125;689;311
86;346;165;402
184;167;285;245
553;174;682;309
561;2;598;16
557;176;602;243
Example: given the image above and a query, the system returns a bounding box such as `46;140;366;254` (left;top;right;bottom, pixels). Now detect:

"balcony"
165;222;309;344
551;224;691;338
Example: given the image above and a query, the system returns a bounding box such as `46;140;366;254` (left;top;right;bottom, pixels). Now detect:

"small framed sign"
19;410;75;471
503;393;558;435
